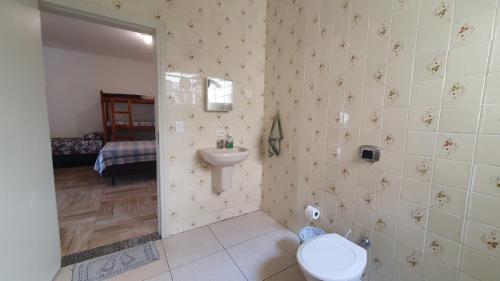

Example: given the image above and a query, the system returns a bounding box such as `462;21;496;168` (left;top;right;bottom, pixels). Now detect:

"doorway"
39;8;164;259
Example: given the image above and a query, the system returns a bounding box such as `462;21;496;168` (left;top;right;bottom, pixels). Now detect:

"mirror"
206;77;233;112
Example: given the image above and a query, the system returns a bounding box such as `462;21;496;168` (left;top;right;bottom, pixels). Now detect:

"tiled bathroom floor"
54;211;306;281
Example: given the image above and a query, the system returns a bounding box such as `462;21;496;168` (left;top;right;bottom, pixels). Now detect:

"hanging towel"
268;112;283;157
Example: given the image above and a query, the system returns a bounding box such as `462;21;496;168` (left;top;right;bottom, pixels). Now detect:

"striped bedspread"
94;141;156;174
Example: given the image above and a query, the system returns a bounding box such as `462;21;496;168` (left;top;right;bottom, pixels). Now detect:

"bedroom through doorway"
40;10;160;258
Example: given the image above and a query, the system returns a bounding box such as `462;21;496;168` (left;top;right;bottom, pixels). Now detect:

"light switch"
176;121;184;133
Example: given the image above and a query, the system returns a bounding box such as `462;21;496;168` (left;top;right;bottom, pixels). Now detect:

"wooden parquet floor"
54;166;158;256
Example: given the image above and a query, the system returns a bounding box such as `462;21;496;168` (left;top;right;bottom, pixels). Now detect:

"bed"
51;132;104;168
94;140;157;184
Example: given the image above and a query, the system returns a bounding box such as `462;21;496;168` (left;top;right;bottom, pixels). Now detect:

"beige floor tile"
209;215;264;248
264;265;305;281
143;271;173;281
268;228;300;256
227;235;296;281
245;211;285;233
53;211;302;281
53;265;73;281
163;226;223;268
170;251;246;281
107;241;169;281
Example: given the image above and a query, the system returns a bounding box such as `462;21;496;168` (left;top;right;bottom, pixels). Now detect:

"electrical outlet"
176;121;184;133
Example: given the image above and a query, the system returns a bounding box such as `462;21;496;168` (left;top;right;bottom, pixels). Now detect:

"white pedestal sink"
198;147;250;193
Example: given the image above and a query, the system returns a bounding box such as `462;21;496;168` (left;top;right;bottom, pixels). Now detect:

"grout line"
374;0;425;279
246;211;300;257
352;0;375;250
262;263;297;281
217;232;268;253
162;231;230;274
335;0;354;239
314;0;336;224
419;0;455;272
215;215;268;248
163;220;259;277
213;213;299;280
207;224;250;281
246;216;299;279
401;0;426;264
164;224;253;271
369;0;399;278
158;239;175;281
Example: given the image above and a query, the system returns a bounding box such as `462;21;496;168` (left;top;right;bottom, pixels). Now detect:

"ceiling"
41;12;154;62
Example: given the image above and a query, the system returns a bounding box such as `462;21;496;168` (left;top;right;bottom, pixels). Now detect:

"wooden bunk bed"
100;90;155;142
96;91;157;184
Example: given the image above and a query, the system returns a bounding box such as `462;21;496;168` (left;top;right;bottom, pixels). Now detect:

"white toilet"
297;233;367;281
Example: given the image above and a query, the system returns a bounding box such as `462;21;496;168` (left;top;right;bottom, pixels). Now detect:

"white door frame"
38;0;170;238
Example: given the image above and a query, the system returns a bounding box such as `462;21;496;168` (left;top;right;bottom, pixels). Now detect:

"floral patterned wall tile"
262;0;500;279
472;164;500;198
428;211;462;242
447;44;490;78
484;72;500;103
433;158;471;189
405;131;437;157
461;246;500;281
410;79;444;106
408;106;440;131
403;155;434;182
468;192;500;228
401;177;432;206
465;220;500;259
475;135;500;166
436;133;475;162
430;184;467;217
424;233;461;268
479;104;500;134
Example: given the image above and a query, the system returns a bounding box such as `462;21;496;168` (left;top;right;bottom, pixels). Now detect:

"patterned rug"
72;241;159;281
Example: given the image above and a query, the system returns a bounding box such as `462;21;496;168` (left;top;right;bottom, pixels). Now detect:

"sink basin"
198;147;250;193
198;147;250;167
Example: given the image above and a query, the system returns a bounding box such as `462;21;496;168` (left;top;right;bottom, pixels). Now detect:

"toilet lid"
297;233;367;281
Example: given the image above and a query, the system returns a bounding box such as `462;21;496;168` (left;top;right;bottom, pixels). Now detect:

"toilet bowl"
297;233;367;281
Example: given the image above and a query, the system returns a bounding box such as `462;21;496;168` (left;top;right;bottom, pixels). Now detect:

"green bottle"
226;134;234;149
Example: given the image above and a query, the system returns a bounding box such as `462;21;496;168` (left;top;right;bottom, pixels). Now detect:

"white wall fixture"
198;147;250;194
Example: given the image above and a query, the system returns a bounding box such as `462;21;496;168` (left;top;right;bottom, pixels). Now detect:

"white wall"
43;46;155;138
0;0;61;280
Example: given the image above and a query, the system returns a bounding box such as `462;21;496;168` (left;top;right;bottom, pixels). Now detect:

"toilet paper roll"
305;205;320;221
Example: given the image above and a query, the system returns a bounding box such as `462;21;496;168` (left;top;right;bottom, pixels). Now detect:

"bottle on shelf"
216;137;225;149
225;134;234;149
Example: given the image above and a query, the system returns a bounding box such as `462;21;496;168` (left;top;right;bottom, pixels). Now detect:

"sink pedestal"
197;147;250;194
212;166;233;193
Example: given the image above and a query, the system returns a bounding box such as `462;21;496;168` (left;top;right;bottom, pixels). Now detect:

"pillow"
82;132;104;140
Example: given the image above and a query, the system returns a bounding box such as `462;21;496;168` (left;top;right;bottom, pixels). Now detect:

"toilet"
297;233;367;281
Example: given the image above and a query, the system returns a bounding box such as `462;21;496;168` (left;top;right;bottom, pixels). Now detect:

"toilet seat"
297;233;367;281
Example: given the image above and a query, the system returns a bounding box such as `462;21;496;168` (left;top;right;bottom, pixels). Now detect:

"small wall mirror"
206;77;233;112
